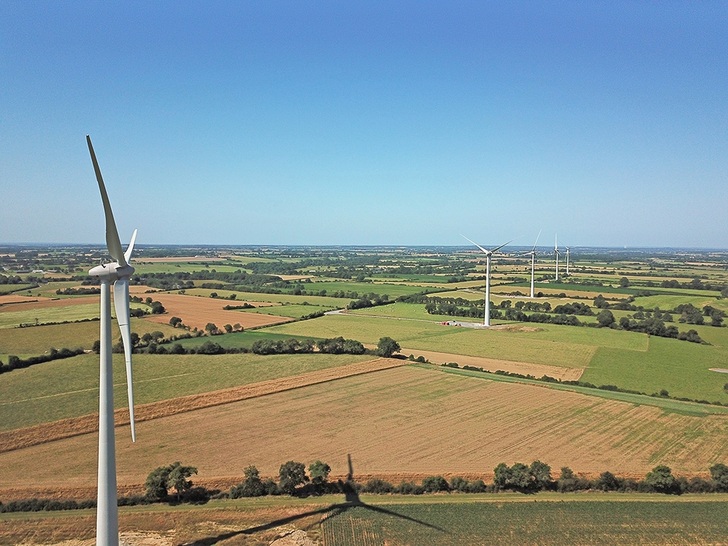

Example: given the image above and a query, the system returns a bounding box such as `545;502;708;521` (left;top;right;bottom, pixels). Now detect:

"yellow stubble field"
1;364;726;501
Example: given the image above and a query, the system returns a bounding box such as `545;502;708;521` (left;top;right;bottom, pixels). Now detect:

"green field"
2;493;727;545
581;335;728;402
0;352;370;430
184;288;347;308
298;280;433;298
172;329;323;350
319;495;728;545
0;283;37;295
266;313;648;368
0;318;178;356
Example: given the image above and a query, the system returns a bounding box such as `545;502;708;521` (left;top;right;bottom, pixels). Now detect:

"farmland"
3;494;728;545
1;244;728;543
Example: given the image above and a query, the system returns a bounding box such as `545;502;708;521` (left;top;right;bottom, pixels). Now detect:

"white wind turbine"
87;135;137;546
565;245;571;276
554;234;560;282
462;235;511;327
526;230;541;298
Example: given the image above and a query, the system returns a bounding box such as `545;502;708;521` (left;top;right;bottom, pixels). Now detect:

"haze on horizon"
1;2;727;249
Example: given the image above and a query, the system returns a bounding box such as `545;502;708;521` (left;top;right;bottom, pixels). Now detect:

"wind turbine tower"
554;234;560;282
87;136;137;546
462;235;511;327
565;246;571;276
527;230;541;298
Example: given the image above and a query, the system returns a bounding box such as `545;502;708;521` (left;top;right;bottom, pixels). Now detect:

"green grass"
429;363;728;416
242;303;335;318
0;303;100;329
171;330;323;349
633;293;727;312
0;352;371;430
183;288;347;308
131;262;246;274
300;280;432;298
581;336;728;402
4;494;728;545
319;495;728;545
0;284;36;295
0;318;178;355
266;314;647;368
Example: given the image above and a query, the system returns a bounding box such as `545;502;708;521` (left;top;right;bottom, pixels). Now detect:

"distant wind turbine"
565;245;571;276
554;234;560;282
526;230;541;298
462;235;511;327
87;136;137;546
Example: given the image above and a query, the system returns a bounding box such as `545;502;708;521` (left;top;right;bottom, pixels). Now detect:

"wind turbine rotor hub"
89;262;135;281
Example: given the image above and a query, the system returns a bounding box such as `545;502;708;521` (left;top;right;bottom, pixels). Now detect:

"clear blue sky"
2;1;727;248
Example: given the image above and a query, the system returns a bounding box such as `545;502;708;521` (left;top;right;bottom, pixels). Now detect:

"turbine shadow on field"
178;454;446;546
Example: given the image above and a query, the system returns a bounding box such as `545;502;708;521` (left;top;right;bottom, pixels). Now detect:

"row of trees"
0;347;84;375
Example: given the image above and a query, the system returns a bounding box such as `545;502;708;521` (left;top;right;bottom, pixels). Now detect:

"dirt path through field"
0;358;406;454
400;348;585;381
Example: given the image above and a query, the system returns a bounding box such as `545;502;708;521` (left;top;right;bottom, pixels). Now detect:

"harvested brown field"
141;293;291;330
0;358;405;453
0;295;48;306
400;348;584;381
1;365;726;499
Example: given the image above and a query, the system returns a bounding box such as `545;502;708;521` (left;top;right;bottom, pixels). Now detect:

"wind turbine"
462;235;511;327
565;245;571;276
526;230;541;298
87;135;137;546
554;234;560;282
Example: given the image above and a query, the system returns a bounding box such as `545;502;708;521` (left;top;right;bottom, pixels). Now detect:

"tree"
279;461;308;495
309;460;331;494
619;277;630;288
557;467;577;492
167;462;198;501
421;475;449;492
645;465;678;494
710;463;728;492
529;460;553;490
596;471;619;491
376;336;400;358
205;322;219;335
223;324;233;333
596;309;615;327
145;465;171;500
169;316;183;328
493;463;511;490
231;465;266;498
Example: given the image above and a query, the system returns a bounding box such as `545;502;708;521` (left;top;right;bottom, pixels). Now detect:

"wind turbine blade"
113;279;136;442
124;229;138;264
460;234;489;255
532;229;542;252
87;135;126;267
490;239;513;254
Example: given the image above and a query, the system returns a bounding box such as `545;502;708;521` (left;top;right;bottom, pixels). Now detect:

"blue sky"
1;1;727;248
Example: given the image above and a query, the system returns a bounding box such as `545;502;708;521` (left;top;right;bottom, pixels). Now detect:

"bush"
421;475;449;493
362;478;393;494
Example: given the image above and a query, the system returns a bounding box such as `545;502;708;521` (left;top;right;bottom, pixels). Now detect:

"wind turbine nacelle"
89;262;135;281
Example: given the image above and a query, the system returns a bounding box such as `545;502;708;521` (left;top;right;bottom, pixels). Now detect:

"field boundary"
400;347;584;381
0;357;406;453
